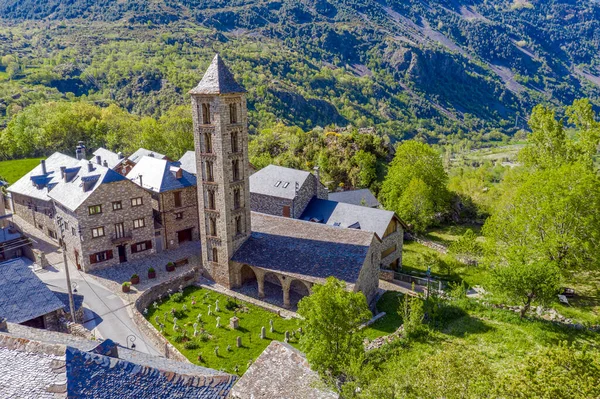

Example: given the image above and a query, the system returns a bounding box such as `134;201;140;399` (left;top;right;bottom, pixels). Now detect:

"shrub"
184;340;199;350
122;282;131;288
172;292;184;303
199;332;210;342
401;295;427;339
131;273;139;279
225;299;239;311
148;267;155;273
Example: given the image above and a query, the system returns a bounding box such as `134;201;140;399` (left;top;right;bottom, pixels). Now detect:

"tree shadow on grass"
431;305;494;338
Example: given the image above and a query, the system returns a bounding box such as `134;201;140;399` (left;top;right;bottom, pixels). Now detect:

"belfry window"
204;132;212;153
202;103;211;124
231;131;239;153
229;103;238;124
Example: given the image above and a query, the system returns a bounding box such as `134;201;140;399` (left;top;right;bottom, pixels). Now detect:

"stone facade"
377;221;404;270
192;92;252;288
54;180;155;272
355;235;382;305
11;193;58;240
250;173;327;219
154;186;200;251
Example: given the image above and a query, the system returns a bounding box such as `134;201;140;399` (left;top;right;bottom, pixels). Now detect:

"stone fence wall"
133;267;201;363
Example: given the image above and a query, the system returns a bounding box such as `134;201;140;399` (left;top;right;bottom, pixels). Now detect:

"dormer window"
230;103;238;124
202;103;211;124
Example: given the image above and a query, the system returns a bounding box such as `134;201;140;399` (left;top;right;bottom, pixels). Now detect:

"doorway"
117;245;127;263
177;228;193;244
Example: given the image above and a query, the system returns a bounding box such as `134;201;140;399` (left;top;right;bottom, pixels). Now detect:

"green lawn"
145;286;301;375
0;157;44;184
364;291;404;340
424;224;483;246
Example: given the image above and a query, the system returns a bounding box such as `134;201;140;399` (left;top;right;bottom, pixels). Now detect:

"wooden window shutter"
131;244;138;254
89;254;97;264
107;250;113;260
146;240;153;250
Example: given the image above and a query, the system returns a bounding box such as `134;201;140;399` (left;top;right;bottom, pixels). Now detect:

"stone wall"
249;193;292;218
158;186;200;251
133;268;201;362
378;229;403;269
11;193;58;240
354;235;382;305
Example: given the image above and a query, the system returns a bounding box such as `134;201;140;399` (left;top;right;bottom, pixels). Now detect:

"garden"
145;286;302;375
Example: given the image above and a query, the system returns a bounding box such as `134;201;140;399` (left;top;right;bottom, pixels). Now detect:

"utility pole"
56;217;76;322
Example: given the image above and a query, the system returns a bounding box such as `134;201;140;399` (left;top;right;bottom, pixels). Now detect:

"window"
212;247;218;262
114;223;125;239
72;227;76;236
174;191;182;208
209;218;217;236
282;182;290;188
382;245;397;259
282;205;291;218
206;161;214;182
133;218;145;229
235;216;243;235
131;197;143;207
91;226;105;238
232;160;240;181
48;230;57;240
233;188;241;210
64;221;69;230
132;240;152;254
175;212;183;220
383;219;399;238
89;250;113;264
274;181;281;187
231;131;238;153
204;132;212;153
88;205;102;215
229;103;238;124
112;201;122;211
207;190;216;210
202;103;211;124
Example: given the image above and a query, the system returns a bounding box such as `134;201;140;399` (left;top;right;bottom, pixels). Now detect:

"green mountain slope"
0;0;599;142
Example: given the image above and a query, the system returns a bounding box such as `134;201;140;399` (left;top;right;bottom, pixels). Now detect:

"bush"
172;292;184;303
122;282;131;288
225;299;239;311
184;340;200;350
148;267;155;273
131;273;139;279
401;295;427;339
198;332;210;342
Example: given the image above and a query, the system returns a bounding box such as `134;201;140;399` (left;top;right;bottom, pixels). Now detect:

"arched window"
229;103;238;124
232;160;240;181
209;218;217;236
202;103;211;124
205;161;214;182
231;131;239;153
207;190;216;210
204;132;212;153
233;188;241;209
212;247;219;262
235;215;243;235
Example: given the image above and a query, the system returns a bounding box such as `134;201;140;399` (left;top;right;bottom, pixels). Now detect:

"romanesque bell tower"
190;54;251;288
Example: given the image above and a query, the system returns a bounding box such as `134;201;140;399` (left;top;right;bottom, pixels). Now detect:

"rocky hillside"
0;0;599;140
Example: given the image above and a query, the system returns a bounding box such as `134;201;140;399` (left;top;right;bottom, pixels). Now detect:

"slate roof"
189;54;246;95
249;165;312;200
0;323;236;399
92;147;125;169
0;258;64;323
7;152;80;201
230;341;338;399
329;189;380;208
179;150;197;175
301;198;396;239
127;148;167;164
47;159;127;212
127;156;197;193
0;226;22;244
232;212;375;284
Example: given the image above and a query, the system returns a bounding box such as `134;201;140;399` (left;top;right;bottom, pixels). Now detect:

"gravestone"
284;331;289;343
230;317;239;330
236;336;242;348
260;326;266;339
269;319;274;333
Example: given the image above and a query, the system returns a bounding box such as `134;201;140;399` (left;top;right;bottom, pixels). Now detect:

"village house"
127;155;200;252
92;147;127;173
329;188;381;208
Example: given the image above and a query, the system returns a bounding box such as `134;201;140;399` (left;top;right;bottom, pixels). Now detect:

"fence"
393;271;446;292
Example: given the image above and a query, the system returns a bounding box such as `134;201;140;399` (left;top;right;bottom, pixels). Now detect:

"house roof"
250;165;313;200
329;189;380;208
92;147;125;169
0;323;236;399
189;54;246;95
232;212;375;284
179;150;197;175
7;152;80;201
0;258;64;323
230;341;338;399
300;198;396;239
127;148;167;164
47;159;127;212
127;156;196;193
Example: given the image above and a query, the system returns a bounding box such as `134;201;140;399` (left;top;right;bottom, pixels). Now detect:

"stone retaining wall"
133;267;201;363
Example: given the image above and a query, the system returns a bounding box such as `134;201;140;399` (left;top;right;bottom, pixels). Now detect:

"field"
0;158;44;184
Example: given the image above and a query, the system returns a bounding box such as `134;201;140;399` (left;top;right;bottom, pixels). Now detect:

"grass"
0;157;45;184
363;291;404;340
424;224;483;246
145;286;301;375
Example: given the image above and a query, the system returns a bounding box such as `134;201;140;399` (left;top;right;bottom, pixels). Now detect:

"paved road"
37;258;162;357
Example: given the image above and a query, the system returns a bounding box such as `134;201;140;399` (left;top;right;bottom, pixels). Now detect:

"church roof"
232;212;375;285
189;54;246;95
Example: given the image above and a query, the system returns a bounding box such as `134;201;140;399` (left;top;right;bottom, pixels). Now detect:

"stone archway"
263;272;286;307
289;279;311;307
240;264;256;285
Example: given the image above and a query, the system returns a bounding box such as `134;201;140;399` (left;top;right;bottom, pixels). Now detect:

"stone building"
127;155;200;252
8;154;81;241
48;157;155;272
191;55;381;306
92;147;127;174
0;322;236;398
249;164;328;218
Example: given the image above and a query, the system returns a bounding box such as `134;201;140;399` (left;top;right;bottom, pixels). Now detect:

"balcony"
111;231;133;244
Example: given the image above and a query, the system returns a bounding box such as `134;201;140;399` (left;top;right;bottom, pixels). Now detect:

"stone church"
191;55;382;306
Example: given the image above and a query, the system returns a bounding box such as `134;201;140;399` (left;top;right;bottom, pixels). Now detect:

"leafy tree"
381;141;449;231
400;293;426;338
483;163;600;274
491;258;561;318
449;228;482;258
297;277;371;378
350;150;377;188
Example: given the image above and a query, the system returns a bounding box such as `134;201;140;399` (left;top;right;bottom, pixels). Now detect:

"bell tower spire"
191;54;251;287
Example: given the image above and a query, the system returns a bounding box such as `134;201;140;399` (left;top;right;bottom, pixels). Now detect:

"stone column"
282;278;292;309
256;270;265;299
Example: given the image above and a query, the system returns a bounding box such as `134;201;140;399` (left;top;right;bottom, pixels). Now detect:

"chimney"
96;155;102;165
117;152;124;160
41;160;47;175
87;161;94;172
149;152;154;158
139;174;143;188
76;141;86;160
60;166;66;179
103;160;108;168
